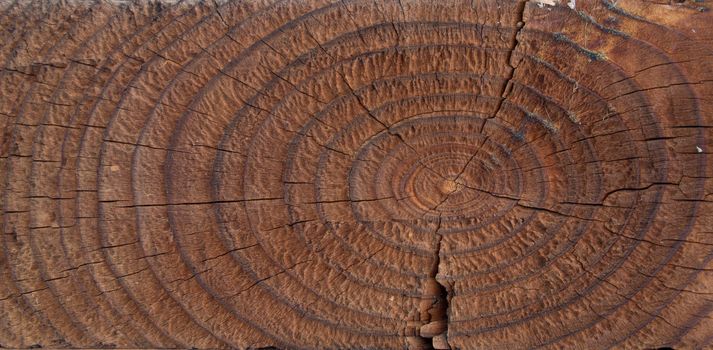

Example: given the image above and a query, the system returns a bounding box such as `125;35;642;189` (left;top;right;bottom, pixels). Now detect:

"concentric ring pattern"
1;0;713;349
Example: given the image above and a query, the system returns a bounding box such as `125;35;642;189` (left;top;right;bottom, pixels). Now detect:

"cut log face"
1;0;713;349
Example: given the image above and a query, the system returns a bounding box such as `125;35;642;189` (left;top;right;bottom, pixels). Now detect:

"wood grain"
1;0;712;349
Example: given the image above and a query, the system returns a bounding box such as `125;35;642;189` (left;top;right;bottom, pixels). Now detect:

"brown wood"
1;0;712;349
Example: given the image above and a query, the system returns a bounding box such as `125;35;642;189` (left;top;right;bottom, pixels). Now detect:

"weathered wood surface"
1;0;712;349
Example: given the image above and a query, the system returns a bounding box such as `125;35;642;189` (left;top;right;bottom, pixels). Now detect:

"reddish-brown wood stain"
1;0;712;349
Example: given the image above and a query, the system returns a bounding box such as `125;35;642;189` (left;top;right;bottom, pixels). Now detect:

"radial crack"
408;194;455;349
489;0;528;123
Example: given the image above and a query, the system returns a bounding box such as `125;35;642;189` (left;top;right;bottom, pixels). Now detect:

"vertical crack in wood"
489;0;528;123
407;4;531;346
428;214;451;350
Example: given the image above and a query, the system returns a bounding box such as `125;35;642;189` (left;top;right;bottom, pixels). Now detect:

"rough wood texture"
1;0;713;349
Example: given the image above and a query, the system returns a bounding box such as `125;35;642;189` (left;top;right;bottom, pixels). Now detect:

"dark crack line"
408;5;529;346
488;0;527;123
